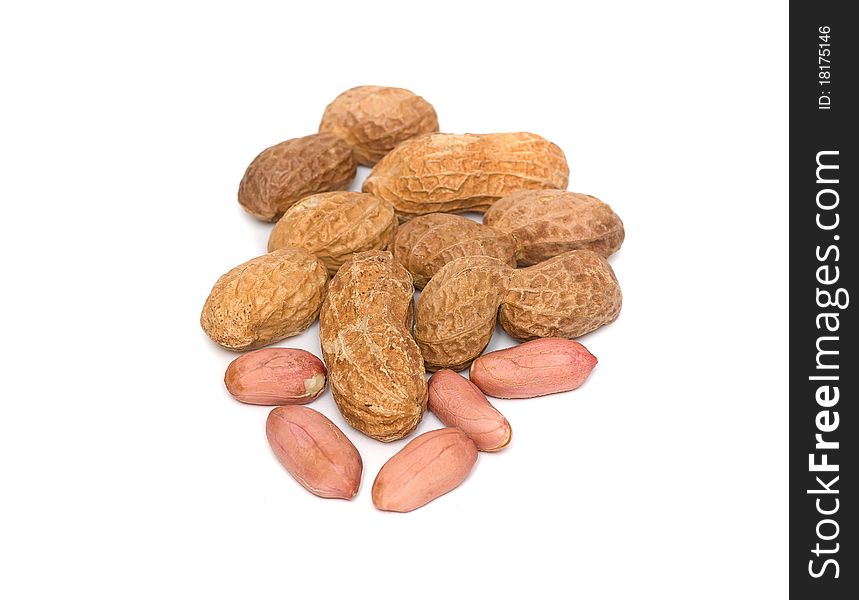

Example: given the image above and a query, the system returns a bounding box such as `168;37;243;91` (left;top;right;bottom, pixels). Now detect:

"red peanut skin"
469;338;597;398
427;370;512;452
224;348;327;405
266;406;362;499
372;428;477;512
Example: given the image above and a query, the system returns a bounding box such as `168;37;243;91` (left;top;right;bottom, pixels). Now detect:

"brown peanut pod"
363;132;569;219
391;213;517;289
469;338;597;399
266;406;362;499
238;132;357;222
483;190;625;265
224;348;327;405
268;192;397;275
500;250;622;341
413;251;622;369
427;370;511;451
372;428;478;512
200;248;329;351
319;85;439;166
414;256;513;372
319;251;427;442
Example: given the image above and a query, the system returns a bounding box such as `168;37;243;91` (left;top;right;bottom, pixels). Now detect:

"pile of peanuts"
202;86;624;512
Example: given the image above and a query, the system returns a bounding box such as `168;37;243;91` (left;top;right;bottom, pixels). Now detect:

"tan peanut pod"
427;370;512;451
500;250;622;341
483;190;625;265
266;406;362;500
372;428;478;512
319;251;427;442
362;132;569;219
238;133;357;222
268;192;397;275
391;213;517;288
200;248;329;351
319;85;439;166
415;250;621;370
414;256;513;371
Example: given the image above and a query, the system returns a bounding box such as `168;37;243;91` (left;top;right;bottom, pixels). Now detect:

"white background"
0;1;788;598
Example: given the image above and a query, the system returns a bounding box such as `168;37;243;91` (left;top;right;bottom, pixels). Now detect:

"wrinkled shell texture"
268;192;397;275
266;406;362;499
469;338;597;399
319;86;439;166
484;190;625;265
415;256;513;371
238;132;357;222
427;370;511;452
391;213;517;289
362;132;569;219
319;251;427;442
200;248;329;351
501;250;622;341
415;250;621;370
224;348;327;405
372;427;478;512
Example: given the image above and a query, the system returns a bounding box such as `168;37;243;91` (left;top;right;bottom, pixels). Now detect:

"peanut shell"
362;132;569;219
414;256;513;372
318;251;427;442
484;190;624;265
268;191;397;275
415;250;621;370
200;248;329;351
238;132;357;222
501;250;622;341
391;213;517;288
319;85;439;166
